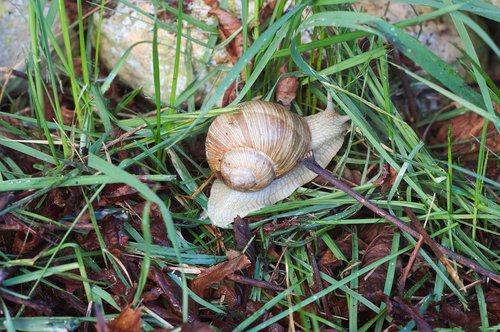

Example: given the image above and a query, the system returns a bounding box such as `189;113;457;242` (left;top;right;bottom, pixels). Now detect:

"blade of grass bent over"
300;10;484;108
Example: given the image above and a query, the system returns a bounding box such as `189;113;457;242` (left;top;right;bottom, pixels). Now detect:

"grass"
0;0;499;331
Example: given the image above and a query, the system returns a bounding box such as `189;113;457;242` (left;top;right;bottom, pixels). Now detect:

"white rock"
0;0;59;85
93;0;219;103
92;0;283;103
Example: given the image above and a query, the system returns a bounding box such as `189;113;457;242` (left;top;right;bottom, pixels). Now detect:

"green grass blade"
0;174;175;192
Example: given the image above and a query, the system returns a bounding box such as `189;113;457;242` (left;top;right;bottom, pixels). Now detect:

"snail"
206;100;350;228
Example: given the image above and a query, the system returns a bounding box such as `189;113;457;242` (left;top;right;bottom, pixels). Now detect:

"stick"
301;155;499;283
306;242;333;321
398;233;424;294
226;273;285;292
405;207;465;290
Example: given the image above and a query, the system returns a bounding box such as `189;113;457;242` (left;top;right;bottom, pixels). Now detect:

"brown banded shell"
205;101;312;192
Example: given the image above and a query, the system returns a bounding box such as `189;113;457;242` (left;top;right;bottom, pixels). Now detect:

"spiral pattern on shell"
205;101;312;192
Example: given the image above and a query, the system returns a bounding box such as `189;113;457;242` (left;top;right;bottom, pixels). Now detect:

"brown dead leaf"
372;164;398;193
12;228;43;254
438;301;481;330
100;184;141;205
101;214;128;247
77;213;128;249
40;187;82;220
419;287;500;329
90;269;130;305
203;0;219;8
75;227;100;250
0;118;41;174
372;164;388;185
153;268;199;322
65;2;91;23
145;304;183;326
158;1;192;22
233;217;256;263
319;234;352;273
0;289;53;316
341;166;363;187
100;182;169;206
55;289;87;315
209;8;245;64
222;80;245;107
384;295;432;331
0;213;30;232
141;287;162;303
432;110;499;160
213;281;239;307
43;87;76;126
209;8;252;76
191;250;252;299
262;219;301;233
37;281;87;315
266;245;280;260
359;223;393;244
0;193;14;211
358;225;399;310
245;300;285;332
152;322;215;332
128;202;169;246
107;305;142;332
486;287;500;318
51;271;85;295
258;1;277;25
275;63;299;106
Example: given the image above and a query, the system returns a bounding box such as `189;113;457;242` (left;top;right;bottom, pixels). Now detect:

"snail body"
206;100;349;228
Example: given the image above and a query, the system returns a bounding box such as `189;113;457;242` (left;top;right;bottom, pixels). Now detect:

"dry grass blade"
405;207;465;290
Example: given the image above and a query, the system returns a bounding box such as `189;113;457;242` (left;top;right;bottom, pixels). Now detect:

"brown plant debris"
106;305;142;332
191;250;252;299
357;225;398;310
152;267;199;323
209;8;251;69
433;111;499;160
276;62;299;106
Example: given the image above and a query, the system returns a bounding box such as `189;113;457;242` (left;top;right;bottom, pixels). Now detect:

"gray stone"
92;0;217;103
0;0;32;84
92;0;281;104
0;0;59;87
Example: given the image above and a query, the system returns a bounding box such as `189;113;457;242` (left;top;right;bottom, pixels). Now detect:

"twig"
226;273;285;292
306;242;333;322
103;124;148;151
268;246;287;285
0;67;30;80
301;154;500;283
405;207;465;290
178;173;216;200
391;296;433;332
398;233;424;294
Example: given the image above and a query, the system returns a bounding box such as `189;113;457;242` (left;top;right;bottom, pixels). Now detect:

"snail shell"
206;101;311;192
206;100;349;228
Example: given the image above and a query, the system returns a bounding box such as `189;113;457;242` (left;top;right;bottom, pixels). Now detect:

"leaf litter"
0;1;498;331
